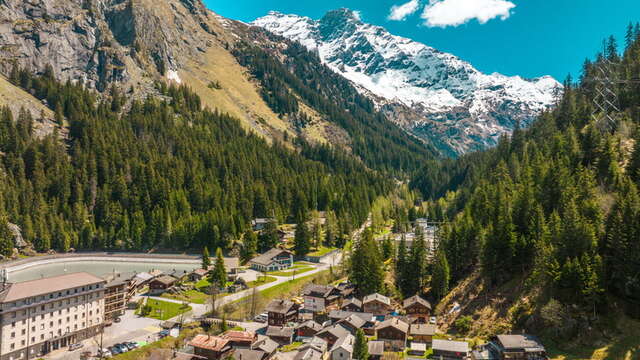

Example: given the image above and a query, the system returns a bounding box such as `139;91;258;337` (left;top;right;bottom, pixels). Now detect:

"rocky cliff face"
253;9;562;156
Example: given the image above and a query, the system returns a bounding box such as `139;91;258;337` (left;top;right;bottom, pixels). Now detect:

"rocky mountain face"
253;9;562;156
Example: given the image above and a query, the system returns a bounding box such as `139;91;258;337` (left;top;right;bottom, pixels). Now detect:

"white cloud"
388;0;421;21
421;0;515;27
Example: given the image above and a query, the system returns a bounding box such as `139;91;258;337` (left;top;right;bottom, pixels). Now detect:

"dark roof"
409;323;436;336
265;326;295;338
368;341;385;356
376;318;409;333
250;248;293;266
495;334;546;352
151;275;177;286
402;295;432;310
296;320;323;332
266;299;298;314
328;310;374;322
317;325;350;340
302;284;335;298
342;297;362;309
433;339;469;353
252;337;279;354
363;293;391;306
234;349;266;360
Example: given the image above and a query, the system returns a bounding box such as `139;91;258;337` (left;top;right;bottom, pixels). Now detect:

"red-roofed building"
189;335;232;359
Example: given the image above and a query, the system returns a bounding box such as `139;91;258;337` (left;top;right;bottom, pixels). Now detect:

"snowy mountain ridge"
252;9;562;156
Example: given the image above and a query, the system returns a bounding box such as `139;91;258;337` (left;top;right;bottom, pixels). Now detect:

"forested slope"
413;26;640;345
0;68;390;255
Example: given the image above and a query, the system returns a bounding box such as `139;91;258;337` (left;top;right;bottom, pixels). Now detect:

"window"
40;324;44;330
10;343;15;350
12;321;15;327
11;331;15;338
21;329;25;335
40;334;44;340
31;336;35;343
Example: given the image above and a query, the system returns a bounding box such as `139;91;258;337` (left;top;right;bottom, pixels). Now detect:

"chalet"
148;275;178;295
303;284;342;312
409;342;428;357
252;336;279;358
375;318;409;351
222;330;257;349
266;299;300;326
149;269;164;278
336;282;356;299
296;320;323;339
330;334;354;360
316;325;350;347
492;334;547;360
300;336;328;353
251;218;273;231
337;314;366;334
295;347;324;360
409;323;436;344
363;293;393;316
250;249;294;272
341;298;362;312
328;310;377;335
432;339;470;360
189;335;232;360
233;349;268;360
189;268;209;282
367;341;384;360
402;295;432;323
265;326;295;345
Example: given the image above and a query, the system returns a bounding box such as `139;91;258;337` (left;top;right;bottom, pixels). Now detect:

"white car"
429;316;437;324
254;313;268;323
99;348;112;358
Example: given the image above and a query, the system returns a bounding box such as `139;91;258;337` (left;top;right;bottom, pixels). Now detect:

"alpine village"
0;1;638;360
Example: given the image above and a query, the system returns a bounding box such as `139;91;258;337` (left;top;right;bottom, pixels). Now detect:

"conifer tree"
241;230;258;263
259;219;279;252
294;221;311;257
0;216;13;257
431;249;450;302
350;228;383;295
353;329;369;360
209;248;227;289
395;235;408;295
202;246;211;269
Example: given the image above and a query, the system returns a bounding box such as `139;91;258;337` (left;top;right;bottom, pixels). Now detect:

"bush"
455;316;473;335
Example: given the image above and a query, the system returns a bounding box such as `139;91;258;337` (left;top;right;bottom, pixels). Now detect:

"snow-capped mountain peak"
252;10;562;156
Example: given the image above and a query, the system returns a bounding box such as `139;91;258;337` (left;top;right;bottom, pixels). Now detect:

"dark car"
126;341;139;350
115;343;129;353
113;317;122;323
108;346;122;355
158;330;170;338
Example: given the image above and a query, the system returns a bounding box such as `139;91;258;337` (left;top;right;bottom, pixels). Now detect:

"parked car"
114;317;122;323
115;343;130;353
126;341;139;350
158;329;170;338
98;348;112;358
254;313;268;323
68;343;84;351
108;346;122;355
429;316;437;324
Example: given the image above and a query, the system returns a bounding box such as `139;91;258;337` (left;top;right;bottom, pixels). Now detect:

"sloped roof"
296;320;323;332
233;349;265;360
250;248;292;266
222;330;255;343
376;318;409;333
189;335;230;352
0;272;104;303
342;297;362;309
363;293;391;306
402;295;432;310
265;326;295;338
252;336;279;354
409;323;436;336
317;325;350;340
294;347;324;360
368;341;385;356
302;284;335;298
496;334;545;351
433;339;469;353
266;299;298;314
151;275;177;286
330;334;354;354
339;314;366;329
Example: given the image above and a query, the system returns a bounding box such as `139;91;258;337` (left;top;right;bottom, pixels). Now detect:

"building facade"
0;272;106;360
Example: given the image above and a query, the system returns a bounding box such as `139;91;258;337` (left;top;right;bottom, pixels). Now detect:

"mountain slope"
253;9;561;156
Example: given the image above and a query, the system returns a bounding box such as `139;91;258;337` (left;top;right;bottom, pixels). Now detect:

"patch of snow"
167;69;182;84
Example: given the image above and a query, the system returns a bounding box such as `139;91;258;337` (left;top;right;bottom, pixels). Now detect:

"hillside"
0;0;435;172
410;28;640;357
253;9;561;156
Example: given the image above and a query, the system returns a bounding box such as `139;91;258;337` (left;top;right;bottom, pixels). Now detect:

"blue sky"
204;0;640;81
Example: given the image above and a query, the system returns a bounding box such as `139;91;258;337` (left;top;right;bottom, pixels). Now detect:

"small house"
252;336;279;358
492;334;547;360
362;293;393;316
266;299;300;326
189;268;209;282
432;339;470;360
189;335;232;360
251;218;273;231
367;341;384;360
296;320;323;339
265;326;295;345
302;284;342;312
402;295;432;323
337;314;366;334
148;275;177;295
233;349;268;360
409;323;436;344
375;318;409;351
249;249;294;272
341;298;362;312
295;347;324;360
316;325;350;347
222;330;257;349
300;336;328;353
330;334;354;360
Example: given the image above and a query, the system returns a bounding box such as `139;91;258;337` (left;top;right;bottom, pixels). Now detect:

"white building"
0;272;106;360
